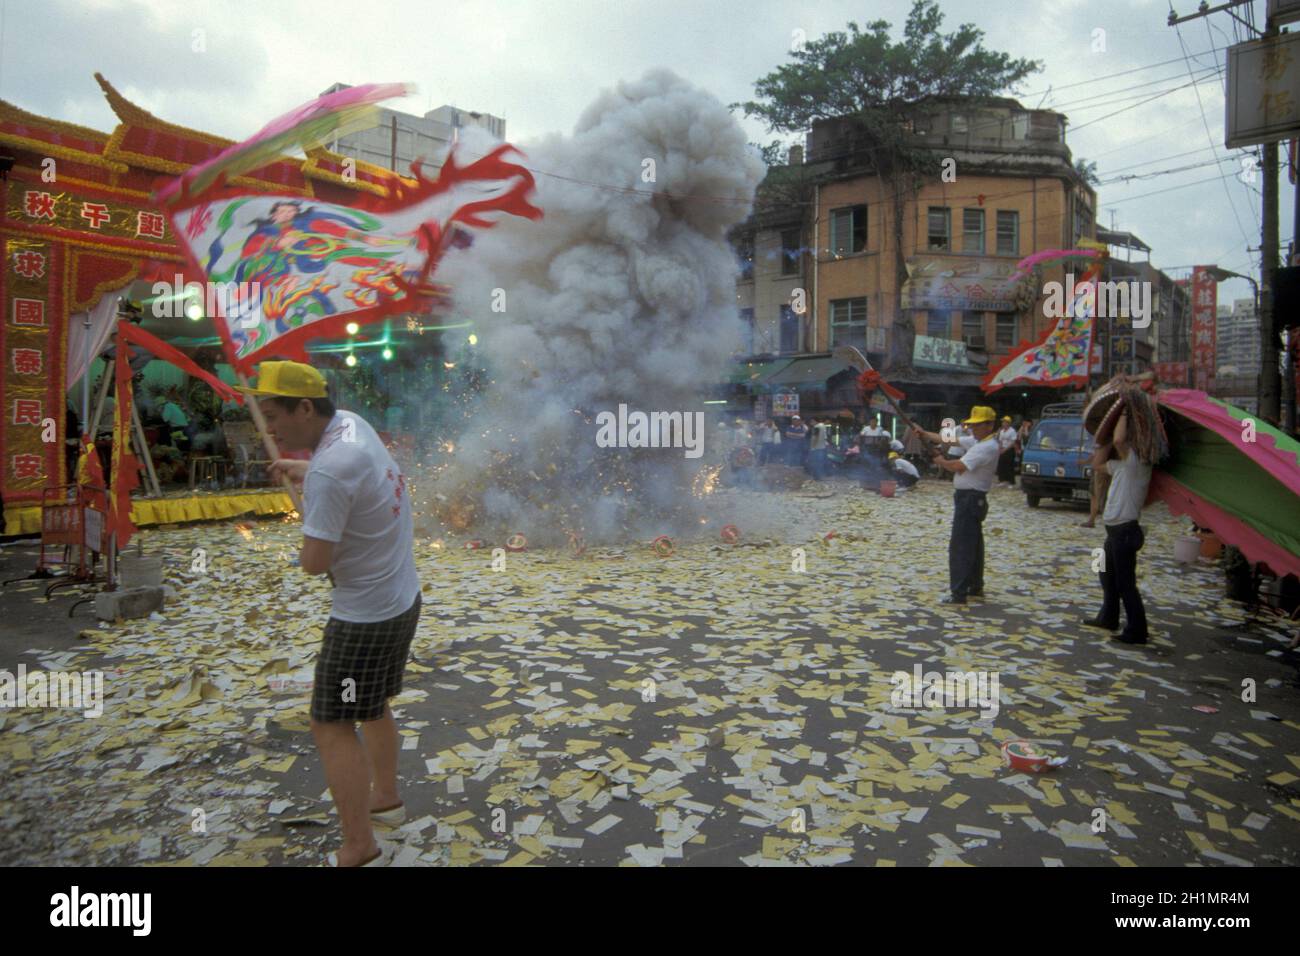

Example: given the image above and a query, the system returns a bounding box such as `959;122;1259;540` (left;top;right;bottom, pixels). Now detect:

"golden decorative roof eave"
94;72;234;149
0;97;128;173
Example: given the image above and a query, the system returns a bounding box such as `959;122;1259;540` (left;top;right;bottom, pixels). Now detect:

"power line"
1018;48;1222;96
1099;143;1230;176
1099;154;1239;184
1170;8;1254;244
1106;171;1243;203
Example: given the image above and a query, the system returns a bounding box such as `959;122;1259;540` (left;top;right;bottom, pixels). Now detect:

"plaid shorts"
311;593;421;723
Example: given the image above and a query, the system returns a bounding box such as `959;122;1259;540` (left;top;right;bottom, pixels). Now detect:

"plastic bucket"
1198;531;1223;560
117;554;163;589
1173;535;1201;565
878;480;897;498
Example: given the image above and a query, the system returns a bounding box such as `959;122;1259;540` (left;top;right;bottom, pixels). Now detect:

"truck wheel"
1027;495;1040;508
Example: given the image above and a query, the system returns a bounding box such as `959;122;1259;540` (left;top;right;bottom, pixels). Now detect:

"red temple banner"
1190;266;1218;394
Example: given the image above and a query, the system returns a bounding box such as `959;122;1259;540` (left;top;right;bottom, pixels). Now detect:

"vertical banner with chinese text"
1;234;63;504
1190;266;1218;393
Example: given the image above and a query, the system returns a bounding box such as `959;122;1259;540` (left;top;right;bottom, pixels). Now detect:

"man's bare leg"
312;719;379;866
360;703;401;811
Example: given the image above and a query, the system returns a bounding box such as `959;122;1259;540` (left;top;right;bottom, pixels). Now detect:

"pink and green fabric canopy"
1151;389;1300;579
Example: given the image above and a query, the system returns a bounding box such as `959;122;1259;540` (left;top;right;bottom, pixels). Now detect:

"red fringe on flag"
857;369;906;402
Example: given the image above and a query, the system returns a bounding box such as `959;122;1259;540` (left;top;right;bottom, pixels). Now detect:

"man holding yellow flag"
917;406;1002;605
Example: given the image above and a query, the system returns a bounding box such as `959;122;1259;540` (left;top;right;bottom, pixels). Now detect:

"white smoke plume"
417;69;766;545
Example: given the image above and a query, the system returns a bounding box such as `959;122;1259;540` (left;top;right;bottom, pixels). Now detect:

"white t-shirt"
1103;448;1152;526
302;411;421;623
861;424;885;438
810;423;830;450
892;457;920;479
954;435;1000;491
998;426;1017;452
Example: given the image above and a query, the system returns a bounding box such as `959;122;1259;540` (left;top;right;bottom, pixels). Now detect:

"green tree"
736;0;1041;367
1074;157;1100;188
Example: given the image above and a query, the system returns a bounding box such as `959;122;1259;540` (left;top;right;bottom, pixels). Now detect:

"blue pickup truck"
1020;402;1097;509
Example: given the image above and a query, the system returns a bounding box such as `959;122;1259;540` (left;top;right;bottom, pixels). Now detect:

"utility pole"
1263;125;1281;423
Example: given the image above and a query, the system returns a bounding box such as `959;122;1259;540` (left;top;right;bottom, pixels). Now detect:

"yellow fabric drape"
3;491;295;536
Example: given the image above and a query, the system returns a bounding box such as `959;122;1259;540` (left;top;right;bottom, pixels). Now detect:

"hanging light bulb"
346;321;360;335
467;334;478;345
382;347;393;360
345;353;357;367
185;300;203;321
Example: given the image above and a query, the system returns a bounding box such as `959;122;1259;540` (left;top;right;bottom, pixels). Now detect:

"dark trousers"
1097;521;1148;638
808;447;827;479
949;489;988;598
997;448;1016;484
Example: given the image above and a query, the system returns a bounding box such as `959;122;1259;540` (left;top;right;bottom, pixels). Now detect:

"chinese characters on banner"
1109;313;1135;376
1153;361;1190;387
1190;266;1218;394
2;236;55;497
7;188;171;244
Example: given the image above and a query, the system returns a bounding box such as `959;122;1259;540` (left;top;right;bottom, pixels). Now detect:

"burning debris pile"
414;69;765;545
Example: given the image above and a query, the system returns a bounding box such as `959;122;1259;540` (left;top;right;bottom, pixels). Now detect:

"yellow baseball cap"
963;405;997;425
1001;416;1013;423
235;361;327;398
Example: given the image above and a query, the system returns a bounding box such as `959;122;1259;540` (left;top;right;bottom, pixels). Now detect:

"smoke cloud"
416;69;766;545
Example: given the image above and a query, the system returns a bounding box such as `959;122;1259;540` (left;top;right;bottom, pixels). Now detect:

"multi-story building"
1214;297;1260;411
730;97;1096;427
320;83;506;177
1095;228;1187;379
1217;297;1261;377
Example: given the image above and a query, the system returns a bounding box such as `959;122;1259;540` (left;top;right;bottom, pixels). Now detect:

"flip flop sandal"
370;803;406;827
327;841;394;867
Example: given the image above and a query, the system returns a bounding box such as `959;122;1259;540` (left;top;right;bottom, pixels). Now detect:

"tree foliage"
736;0;1042;169
1074;157;1100;187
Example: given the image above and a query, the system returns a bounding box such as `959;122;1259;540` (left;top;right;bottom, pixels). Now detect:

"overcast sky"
1;0;1292;304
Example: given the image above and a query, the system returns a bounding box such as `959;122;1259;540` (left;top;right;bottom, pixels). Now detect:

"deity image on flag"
157;83;543;374
982;245;1107;394
189;196;416;361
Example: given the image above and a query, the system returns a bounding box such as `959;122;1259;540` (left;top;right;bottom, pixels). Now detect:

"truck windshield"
1031;421;1091;453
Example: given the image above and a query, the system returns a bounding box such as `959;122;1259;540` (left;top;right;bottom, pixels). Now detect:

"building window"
779;305;800;353
962;209;985;255
830;297;867;350
927;310;950;338
996;313;1018;348
830;206;867;257
960;312;986;343
1012;113;1028;139
739;307;755;353
927;207;951;252
780;228;801;276
736;236;754;280
996;211;1019;256
1073;199;1093;246
951;114;968;135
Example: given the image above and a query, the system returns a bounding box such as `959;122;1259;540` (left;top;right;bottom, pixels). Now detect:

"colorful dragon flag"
982;246;1106;394
158;90;543;375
